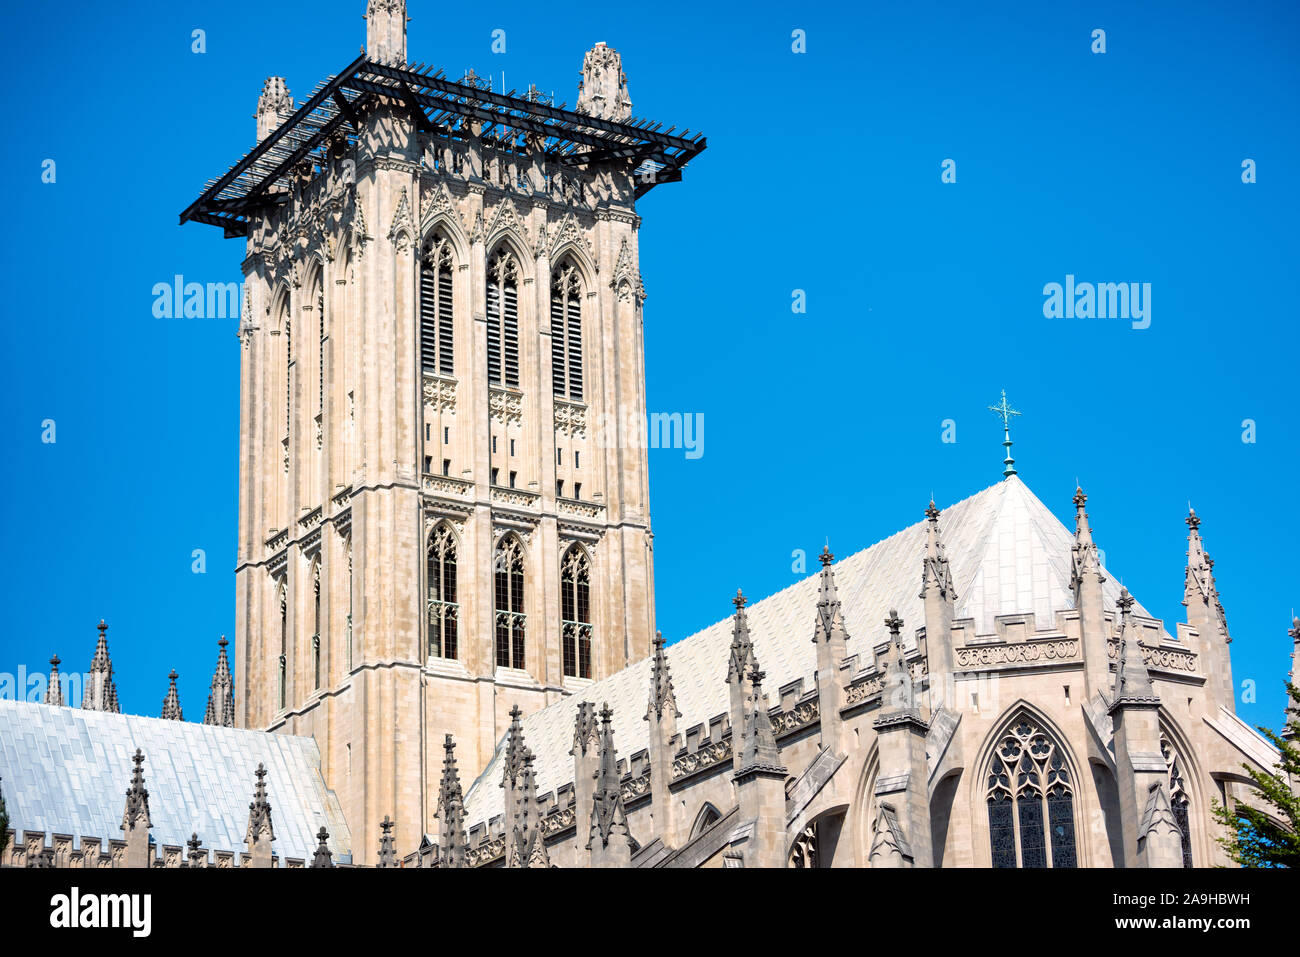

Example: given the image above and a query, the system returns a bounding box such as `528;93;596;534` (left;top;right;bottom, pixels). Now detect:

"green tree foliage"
1212;683;1299;867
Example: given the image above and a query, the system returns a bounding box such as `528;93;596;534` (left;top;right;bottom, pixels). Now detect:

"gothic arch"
973;701;1086;868
425;521;460;661
1157;710;1206;867
269;281;293;329
787;803;849;868
849;743;880;867
486;232;531;271
688;802;722;839
493;532;529;671
559;543;594;679
420;213;469;266
550;242;597;289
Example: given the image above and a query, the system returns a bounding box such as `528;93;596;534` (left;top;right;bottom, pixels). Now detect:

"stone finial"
1183;507;1230;642
508;751;548;868
204;636;236;727
572;701;600;757
187;833;206;868
255;76;295;142
589;703;630;852
727;589;758;683
736;671;786;777
44;655;64;706
83;620;120;713
645;632;678;723
880;611;916;713
813;546;850;660
438;734;468;868
920;502;957;602
1069;485;1105;592
245;763;274;849
121;749;152;834
502;705;528;792
161;670;183;721
1110;588;1158;708
311;828;334;868
576;42;632;122
377;816;396;867
365;0;408;65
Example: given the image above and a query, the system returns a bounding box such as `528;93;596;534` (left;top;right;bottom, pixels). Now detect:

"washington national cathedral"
1;1;1296;871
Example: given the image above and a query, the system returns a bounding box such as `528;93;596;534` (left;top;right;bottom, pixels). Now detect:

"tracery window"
550;263;583;400
690;804;721;838
986;715;1077;868
486;248;520;387
427;524;459;660
560;546;592;678
494;536;526;669
1161;733;1194;868
790;822;819;868
420;234;455;376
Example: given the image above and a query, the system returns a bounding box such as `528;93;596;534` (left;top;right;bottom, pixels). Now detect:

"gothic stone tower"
181;2;705;863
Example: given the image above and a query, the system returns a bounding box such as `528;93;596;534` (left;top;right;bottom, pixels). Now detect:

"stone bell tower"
191;2;705;863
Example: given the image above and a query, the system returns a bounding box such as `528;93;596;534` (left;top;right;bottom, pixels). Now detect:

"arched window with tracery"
427;524;459;660
420;234;455;376
1161;732;1194;868
690;804;721;839
986;715;1077;868
560;545;592;678
486;247;520;387
550;262;583;400
494;536;526;669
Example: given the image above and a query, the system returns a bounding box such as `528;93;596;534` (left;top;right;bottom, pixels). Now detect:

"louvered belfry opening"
550;261;583;401
420;234;455;376
486;248;520;388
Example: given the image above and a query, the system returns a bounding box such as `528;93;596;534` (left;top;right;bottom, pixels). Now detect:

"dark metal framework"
180;56;706;237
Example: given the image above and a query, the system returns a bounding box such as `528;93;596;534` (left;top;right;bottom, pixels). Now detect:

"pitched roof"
461;476;1159;827
0;699;350;861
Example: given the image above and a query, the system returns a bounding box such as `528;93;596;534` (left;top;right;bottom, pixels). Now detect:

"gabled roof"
462;476;1159;826
0;699;350;861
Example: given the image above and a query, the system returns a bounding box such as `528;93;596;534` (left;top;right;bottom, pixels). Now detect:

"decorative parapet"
466;835;507;868
1106;639;1198;675
844;673;884;708
0;829;297;869
490;486;541;509
558;498;604;519
954;637;1080;671
771;697;819;738
671;736;732;783
265;528;289;553
423;473;474;500
621;772;651;805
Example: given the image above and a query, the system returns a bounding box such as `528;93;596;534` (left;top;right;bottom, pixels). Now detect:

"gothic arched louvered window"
560;546;592;678
986;716;1077;868
486;248;520;387
427;524;459;660
494;536;526;669
277;588;288;712
311;564;322;690
550;263;583;400
281;298;293;437
1161;733;1194;868
420;235;455;376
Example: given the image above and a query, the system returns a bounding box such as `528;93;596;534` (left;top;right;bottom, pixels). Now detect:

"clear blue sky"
2;0;1296;730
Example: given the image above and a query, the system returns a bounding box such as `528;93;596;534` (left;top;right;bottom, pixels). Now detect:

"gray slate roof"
462;476;1160;827
0;699;350;860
